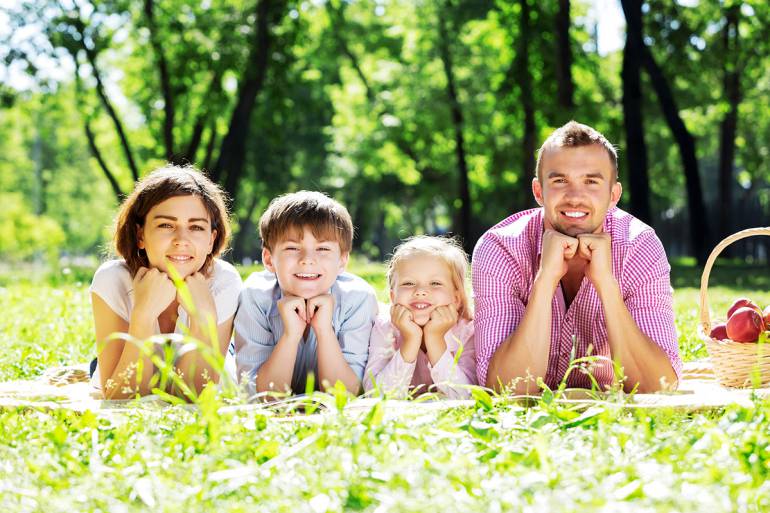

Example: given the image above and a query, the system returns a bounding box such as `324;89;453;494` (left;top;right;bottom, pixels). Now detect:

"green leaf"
471;387;494;411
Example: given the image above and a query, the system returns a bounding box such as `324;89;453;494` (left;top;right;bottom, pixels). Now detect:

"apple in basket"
764;305;770;329
727;298;762;319
726;307;764;342
709;323;728;340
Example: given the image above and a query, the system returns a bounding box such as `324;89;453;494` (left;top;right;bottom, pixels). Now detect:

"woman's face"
138;195;217;278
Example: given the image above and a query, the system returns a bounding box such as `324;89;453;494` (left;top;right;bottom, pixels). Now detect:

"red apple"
763;305;770;329
709;323;728;340
727;298;762;319
726;307;764;343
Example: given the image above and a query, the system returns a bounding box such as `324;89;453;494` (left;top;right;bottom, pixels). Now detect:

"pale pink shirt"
363;314;476;399
472;207;682;390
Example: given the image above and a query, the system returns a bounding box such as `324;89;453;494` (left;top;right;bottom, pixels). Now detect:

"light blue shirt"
233;270;378;394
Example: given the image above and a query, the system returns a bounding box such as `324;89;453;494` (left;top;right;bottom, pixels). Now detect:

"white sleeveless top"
89;258;242;386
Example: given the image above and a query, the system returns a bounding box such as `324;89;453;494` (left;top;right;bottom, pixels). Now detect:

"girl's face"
390;254;461;326
138;195;217;278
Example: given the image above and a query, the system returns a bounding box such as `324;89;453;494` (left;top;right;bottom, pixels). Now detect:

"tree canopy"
1;0;769;263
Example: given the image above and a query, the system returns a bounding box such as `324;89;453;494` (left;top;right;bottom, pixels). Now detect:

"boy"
234;191;378;396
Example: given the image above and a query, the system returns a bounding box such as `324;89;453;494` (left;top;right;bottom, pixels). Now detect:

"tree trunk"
437;4;472;250
77;34;140;182
620;0;651;225
85;121;125;202
144;0;175;162
73;59;126;201
555;0;574;111
517;0;536;185
212;0;282;203
641;45;710;264
718;6;741;243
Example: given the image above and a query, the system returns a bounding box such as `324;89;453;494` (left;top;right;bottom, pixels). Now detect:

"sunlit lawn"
1;260;769;511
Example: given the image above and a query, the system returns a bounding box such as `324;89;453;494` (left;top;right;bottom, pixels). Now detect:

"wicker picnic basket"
699;227;770;388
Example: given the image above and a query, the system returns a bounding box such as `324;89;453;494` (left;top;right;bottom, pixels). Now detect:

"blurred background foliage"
1;0;769;267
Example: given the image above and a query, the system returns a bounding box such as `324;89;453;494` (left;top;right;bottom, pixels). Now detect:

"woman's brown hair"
113;165;231;276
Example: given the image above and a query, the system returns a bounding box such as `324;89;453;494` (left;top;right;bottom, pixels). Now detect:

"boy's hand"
180;272;217;322
132;267;176;320
277;295;308;341
307;294;335;336
424;304;458;339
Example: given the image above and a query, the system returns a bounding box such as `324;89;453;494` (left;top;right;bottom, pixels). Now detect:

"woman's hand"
182;272;217;324
132;267;177;321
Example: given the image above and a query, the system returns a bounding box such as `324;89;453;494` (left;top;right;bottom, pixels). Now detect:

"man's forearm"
486;275;556;394
255;334;300;393
596;279;677;392
316;329;361;394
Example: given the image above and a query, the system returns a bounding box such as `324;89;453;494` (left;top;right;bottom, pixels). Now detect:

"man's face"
532;144;622;237
262;226;349;299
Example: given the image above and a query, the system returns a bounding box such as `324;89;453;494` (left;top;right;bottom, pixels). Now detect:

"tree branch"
144;0;175;161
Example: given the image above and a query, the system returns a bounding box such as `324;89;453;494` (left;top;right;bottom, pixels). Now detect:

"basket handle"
699;227;770;334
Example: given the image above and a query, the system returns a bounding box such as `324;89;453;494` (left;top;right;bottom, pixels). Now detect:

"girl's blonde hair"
386;235;473;320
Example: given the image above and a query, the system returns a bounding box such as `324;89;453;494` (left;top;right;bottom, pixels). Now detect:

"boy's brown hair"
535;120;619;182
259;191;354;253
113;165;231;277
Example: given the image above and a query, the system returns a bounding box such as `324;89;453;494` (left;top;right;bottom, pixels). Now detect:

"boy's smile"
263;226;349;299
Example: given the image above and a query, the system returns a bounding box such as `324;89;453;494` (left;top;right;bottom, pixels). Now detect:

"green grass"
1;261;770;511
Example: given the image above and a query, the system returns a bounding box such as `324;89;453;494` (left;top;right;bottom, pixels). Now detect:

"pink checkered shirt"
472;207;682;390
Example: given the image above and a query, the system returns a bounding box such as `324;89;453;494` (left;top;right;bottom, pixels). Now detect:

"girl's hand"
181;272;217;323
424;304;458;339
391;304;423;363
132;267;177;320
391;304;422;340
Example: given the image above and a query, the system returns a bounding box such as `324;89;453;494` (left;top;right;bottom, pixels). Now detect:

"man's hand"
577;233;613;291
539;230;579;285
277;295;309;341
307;294;335;337
132;267;177;320
424;305;458;340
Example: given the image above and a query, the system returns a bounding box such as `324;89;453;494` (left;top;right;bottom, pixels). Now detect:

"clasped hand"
277;294;335;340
391;304;458;344
540;229;613;288
132;267;216;321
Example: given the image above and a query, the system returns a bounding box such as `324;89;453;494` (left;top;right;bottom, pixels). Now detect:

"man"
472;121;681;394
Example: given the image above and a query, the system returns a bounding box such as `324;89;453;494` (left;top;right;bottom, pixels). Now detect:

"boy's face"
262;226;349;299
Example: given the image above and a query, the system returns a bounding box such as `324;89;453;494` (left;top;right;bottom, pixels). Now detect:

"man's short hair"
535;121;618;181
259;191;354;253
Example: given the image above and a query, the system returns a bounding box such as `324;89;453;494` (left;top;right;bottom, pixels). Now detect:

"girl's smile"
391;255;460;326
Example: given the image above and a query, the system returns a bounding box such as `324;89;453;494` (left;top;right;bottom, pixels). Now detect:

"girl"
363;236;476;399
90;165;242;399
